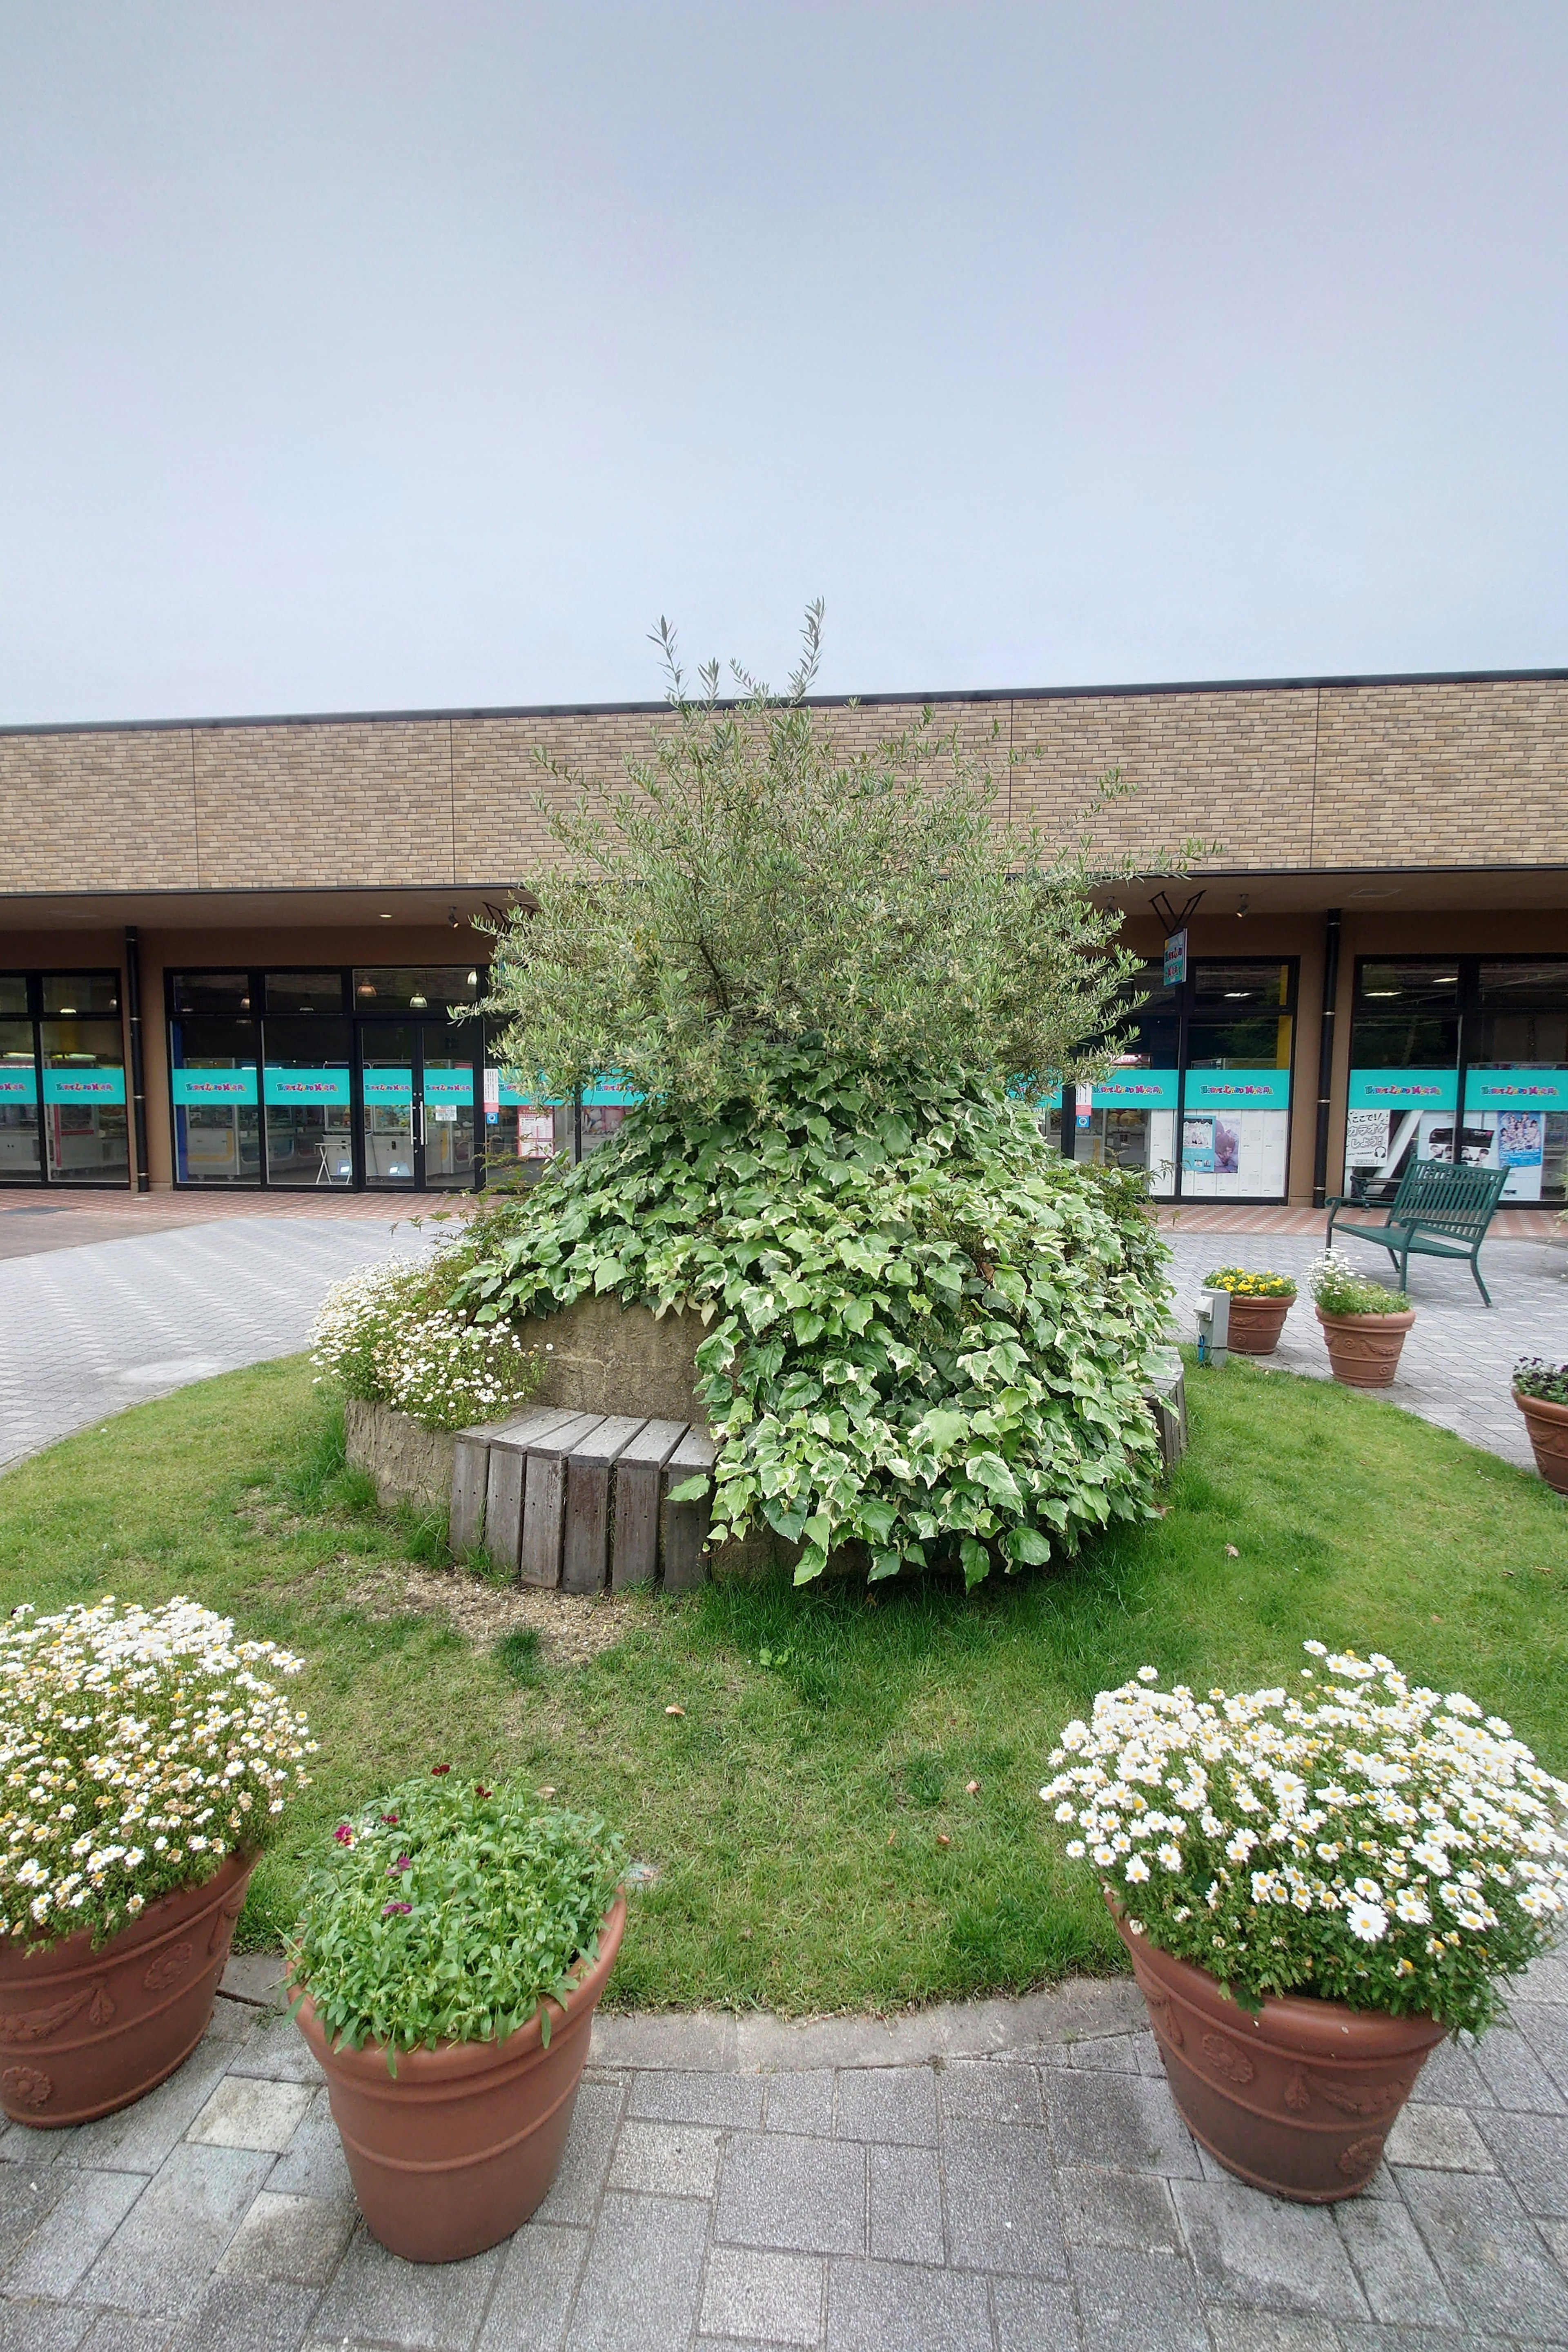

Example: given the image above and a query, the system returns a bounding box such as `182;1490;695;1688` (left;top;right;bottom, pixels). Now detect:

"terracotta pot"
292;1895;625;2263
1112;1909;1445;2201
1513;1389;1568;1495
1315;1305;1415;1388
0;1849;256;2128
1219;1293;1295;1354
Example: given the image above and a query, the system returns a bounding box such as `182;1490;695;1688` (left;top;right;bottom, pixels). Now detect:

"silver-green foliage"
288;1775;624;2065
480;607;1180;1114
459;1058;1171;1586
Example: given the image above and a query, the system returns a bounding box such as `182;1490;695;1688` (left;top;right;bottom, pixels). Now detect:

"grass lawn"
1;1354;1564;2016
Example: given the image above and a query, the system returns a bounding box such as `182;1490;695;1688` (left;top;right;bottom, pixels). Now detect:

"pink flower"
381;1900;412;1916
431;1764;451;1777
380;1813;399;1826
333;1824;354;1846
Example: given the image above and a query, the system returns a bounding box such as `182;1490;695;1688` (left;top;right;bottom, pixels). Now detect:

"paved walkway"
3;1949;1568;2350
1165;1230;1568;1475
0;1218;431;1471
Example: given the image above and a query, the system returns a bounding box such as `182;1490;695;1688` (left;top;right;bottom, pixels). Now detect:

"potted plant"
1201;1267;1298;1355
1512;1357;1568;1495
1042;1648;1568;2202
1304;1252;1414;1386
0;1596;313;2127
288;1772;625;2263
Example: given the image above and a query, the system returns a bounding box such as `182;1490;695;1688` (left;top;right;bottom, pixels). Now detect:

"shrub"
310;1250;541;1432
1514;1357;1568;1407
0;1597;314;1950
457;1055;1171;1586
1041;1646;1568;2035
1203;1267;1297;1299
287;1773;624;2065
1304;1252;1410;1317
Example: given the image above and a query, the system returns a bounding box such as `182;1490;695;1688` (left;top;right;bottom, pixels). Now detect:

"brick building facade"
2;669;1565;1206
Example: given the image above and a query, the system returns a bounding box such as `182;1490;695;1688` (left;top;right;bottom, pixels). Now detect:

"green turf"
1;1355;1563;2014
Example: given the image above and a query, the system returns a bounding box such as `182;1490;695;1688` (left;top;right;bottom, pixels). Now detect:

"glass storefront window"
0;1017;40;1183
172;973;254;1016
265;972;345;1016
352;967;484;1013
1076;963;1180;1196
0;977;29;1018
1180;960;1295;1199
41;973;119;1018
40;1005;128;1185
170;1016;261;1185
1464;962;1568;1203
421;1029;477;1188
262;1016;353;1186
361;1026;417;1186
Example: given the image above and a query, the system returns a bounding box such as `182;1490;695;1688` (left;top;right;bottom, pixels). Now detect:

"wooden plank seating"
610;1421;690;1590
1325;1156;1510;1306
563;1417;650;1594
519;1413;608;1586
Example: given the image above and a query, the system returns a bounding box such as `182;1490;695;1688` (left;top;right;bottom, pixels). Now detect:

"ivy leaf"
915;1408;969;1453
959;1536;991;1589
667;1474;710;1504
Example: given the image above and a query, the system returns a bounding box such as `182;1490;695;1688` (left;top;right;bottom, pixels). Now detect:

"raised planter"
1112;1908;1445;2201
1513;1389;1568;1495
292;1897;625;2263
1223;1294;1294;1355
0;1850;255;2128
1315;1306;1415;1388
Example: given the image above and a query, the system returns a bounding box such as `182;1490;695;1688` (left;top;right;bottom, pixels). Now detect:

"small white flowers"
1346;1899;1388;1943
310;1256;541;1432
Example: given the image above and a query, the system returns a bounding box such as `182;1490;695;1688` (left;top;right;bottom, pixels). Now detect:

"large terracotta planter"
292;1896;625;2263
0;1849;255;2127
1315;1305;1415;1388
1514;1389;1568;1495
1221;1293;1295;1354
1112;1909;1445;2201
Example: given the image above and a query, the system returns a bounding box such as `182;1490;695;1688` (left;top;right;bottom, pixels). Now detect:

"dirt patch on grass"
347;1564;637;1668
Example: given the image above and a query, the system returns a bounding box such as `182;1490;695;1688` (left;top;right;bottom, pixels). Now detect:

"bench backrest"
1394;1158;1510;1238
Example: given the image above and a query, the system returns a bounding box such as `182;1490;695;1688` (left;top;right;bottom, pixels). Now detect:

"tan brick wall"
3;675;1565;898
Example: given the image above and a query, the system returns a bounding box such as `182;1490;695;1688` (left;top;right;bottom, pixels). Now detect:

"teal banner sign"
487;1071;562;1109
263;1067;351;1108
582;1083;641;1107
423;1068;474;1106
1183;1069;1291;1113
1348;1067;1459;1111
172;1067;258;1106
362;1067;414;1106
0;1068;38;1103
1089;1069;1178;1111
42;1068;125;1105
1464;1068;1568;1114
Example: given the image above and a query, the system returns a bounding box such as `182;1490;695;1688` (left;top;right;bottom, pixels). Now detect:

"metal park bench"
1325;1157;1510;1306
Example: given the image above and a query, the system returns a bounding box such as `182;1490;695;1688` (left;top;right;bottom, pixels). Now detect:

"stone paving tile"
626;2071;766;2130
566;2191;709;2351
935;2059;1042;2127
1056;2163;1183;2253
714;2134;864;2257
833;2066;937;2146
867;2143;943;2263
607;2118;723;2200
1070;2242;1210;2352
1332;2194;1463;2330
310;2223;501;2349
78;2143;278;2319
264;2087;355;2205
1469;2109;1568;2216
0;2165;70;2274
698;2247;824;2347
1384;2100;1496;2171
989;2274;1081;2351
824;2256;993;2352
940;2119;1067;2278
0;2303;94;2352
187;2076;316;2153
1045;2068;1204;2178
224;2014;325;2088
72;2317;172;2352
762;2072;834;2138
1416;2035;1498;2109
3;2164;145;2299
165;2272;323;2352
531;2080;625;2227
1470;2020;1568;2113
216;2187;357;2285
475;2220;587;2352
1516;2004;1568;2102
1206;2313;1348;2352
66;2023;253;2176
1171;2176;1371;2321
1398;2168;1568;2341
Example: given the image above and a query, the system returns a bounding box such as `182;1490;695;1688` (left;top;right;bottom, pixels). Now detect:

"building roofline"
2;664;1567;739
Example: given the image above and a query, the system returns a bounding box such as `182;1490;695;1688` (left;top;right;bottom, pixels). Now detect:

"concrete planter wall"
345;1400;456;1512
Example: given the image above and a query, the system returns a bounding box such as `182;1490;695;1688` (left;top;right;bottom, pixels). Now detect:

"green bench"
1325;1157;1510;1306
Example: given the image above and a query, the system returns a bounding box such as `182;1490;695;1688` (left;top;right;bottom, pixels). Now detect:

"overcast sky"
2;2;1565;724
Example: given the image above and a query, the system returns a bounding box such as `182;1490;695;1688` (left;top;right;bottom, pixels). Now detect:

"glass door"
0;978;40;1184
361;1026;417;1188
420;1027;477;1189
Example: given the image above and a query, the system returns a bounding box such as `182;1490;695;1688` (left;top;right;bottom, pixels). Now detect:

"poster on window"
516;1109;556;1159
1345;1108;1390;1167
1182;1116;1215;1173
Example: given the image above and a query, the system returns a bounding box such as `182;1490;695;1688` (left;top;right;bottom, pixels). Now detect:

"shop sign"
1088;1068;1179;1110
42;1068;126;1105
423;1069;474;1106
1348;1067;1459;1111
486;1069;562;1109
1163;930;1187;987
1182;1069;1291;1113
171;1067;258;1105
1463;1068;1568;1114
0;1067;38;1102
582;1083;641;1107
262;1067;351;1107
362;1068;415;1106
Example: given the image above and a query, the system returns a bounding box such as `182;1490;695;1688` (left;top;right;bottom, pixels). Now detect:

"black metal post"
1312;908;1342;1209
125;925;151;1192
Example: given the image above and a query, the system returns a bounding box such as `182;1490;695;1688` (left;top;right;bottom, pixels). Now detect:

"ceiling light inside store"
410;994;427;1008
357;984;376;997
1366;989;1400;998
466;971;478;988
58;1006;76;1015
379;913;392;921
1223;991;1249;998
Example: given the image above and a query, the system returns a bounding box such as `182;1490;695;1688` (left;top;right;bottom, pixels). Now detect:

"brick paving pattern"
4;1953;1568;2349
0;1216;432;1470
1165;1230;1568;1475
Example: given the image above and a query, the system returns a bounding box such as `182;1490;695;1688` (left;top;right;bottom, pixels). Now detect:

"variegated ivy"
456;1056;1170;1586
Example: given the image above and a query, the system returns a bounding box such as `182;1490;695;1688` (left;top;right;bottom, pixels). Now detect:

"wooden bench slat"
519;1414;608;1588
562;1418;649;1595
468;1408;581;1571
660;1428;717;1594
610;1421;689;1592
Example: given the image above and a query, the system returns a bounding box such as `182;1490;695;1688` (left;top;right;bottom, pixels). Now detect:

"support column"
1311;908;1342;1208
125;924;151;1194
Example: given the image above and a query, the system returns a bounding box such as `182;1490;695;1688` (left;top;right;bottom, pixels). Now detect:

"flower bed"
312;1254;542;1433
1203;1268;1298;1300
